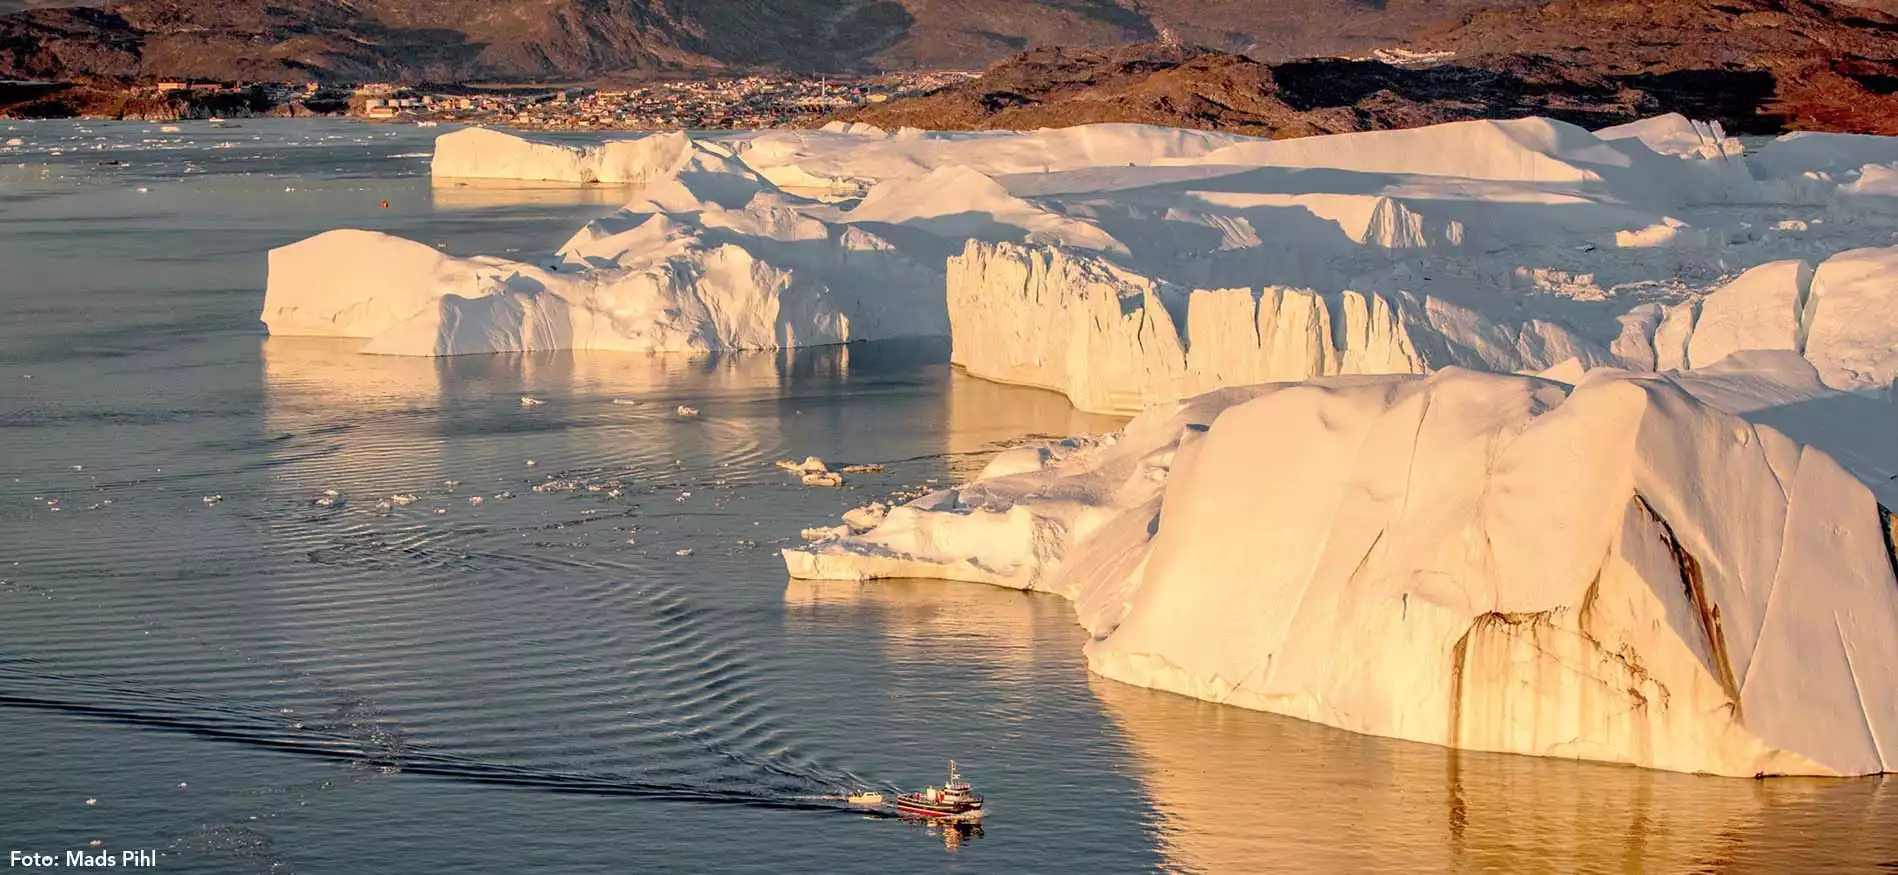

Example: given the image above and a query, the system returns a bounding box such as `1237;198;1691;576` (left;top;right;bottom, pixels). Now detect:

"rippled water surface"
3;119;1896;874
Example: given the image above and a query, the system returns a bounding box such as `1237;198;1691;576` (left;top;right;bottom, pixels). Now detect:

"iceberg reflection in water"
787;569;1898;871
1093;677;1898;873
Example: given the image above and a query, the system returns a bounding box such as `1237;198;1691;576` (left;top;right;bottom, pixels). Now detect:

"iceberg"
267;157;958;355
724;122;1259;196
1596;113;1744;162
787;365;1898;776
431;128;753;184
273;115;1898;369
264;225;939;357
945;240;1621;414
1830;163;1898;223
431;123;1258;195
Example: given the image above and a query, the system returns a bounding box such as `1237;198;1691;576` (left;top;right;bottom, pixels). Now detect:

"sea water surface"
2;119;1895;874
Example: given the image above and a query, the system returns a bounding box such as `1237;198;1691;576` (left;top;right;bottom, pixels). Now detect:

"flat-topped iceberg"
430;128;753;184
787;362;1898;777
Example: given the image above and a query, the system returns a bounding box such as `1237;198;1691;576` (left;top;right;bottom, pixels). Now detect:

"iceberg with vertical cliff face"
944;236;1898;413
787;363;1898;777
944;240;1624;413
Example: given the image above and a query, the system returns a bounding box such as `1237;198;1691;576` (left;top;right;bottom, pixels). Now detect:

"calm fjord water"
2;119;1895;874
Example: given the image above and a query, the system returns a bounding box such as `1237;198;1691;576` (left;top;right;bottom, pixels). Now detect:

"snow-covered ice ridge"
787;357;1898;776
265;115;1898;372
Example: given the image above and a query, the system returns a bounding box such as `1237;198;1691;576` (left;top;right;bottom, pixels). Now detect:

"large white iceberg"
275;116;1898;365
263;173;945;355
430;128;752;184
945;240;1622;413
723;122;1258;196
787;363;1898;776
432;123;1258;195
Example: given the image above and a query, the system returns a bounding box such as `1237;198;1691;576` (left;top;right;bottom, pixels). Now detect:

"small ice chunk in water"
801;525;848;542
202;495;222;505
520;396;544;407
525;460;537;467
778;456;846;486
842;502;889;532
468;496;484;505
676;406;700;417
390;493;418;505
674;548;694;557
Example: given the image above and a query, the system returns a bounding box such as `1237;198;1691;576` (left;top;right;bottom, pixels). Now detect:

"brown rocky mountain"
1409;0;1898;133
827;0;1898;135
0;0;1541;84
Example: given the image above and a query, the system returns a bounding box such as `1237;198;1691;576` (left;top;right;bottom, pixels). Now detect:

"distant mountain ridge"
826;0;1898;135
0;0;1540;83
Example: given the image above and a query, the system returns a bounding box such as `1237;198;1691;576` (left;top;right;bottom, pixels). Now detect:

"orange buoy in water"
380;199;389;209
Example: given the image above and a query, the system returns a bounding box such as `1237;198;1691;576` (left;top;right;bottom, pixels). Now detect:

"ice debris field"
265;116;1898;777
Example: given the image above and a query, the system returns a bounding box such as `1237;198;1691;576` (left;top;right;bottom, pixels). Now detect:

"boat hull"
895;800;984;820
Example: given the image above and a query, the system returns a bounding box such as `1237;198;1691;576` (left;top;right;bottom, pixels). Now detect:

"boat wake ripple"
0;688;878;814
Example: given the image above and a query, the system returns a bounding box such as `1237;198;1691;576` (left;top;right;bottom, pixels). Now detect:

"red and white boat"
895;761;984;821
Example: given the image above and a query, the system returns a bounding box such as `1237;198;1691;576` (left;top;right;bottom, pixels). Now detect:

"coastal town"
0;71;978;127
352;72;975;129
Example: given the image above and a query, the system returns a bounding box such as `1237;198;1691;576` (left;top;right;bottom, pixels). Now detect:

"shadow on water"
1091;677;1898;874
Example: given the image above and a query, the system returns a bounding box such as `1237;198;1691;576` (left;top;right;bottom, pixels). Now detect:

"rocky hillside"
0;0;1534;83
828;0;1898;135
1409;0;1898;133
